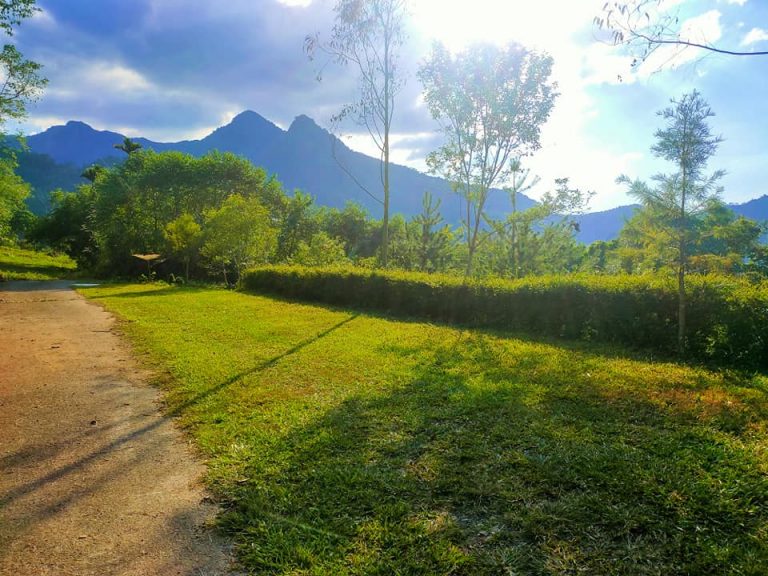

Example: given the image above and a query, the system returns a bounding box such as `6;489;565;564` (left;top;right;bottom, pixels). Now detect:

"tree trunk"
678;165;687;355
184;257;190;282
511;189;518;278
382;128;390;268
381;29;391;268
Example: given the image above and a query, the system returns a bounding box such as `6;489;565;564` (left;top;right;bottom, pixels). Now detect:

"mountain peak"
289;114;323;133
63;120;97;132
228;110;270;127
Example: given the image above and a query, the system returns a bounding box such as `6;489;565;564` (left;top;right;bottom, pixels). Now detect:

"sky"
8;0;768;211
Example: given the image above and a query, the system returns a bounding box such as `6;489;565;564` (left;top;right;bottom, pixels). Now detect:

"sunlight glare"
410;0;603;53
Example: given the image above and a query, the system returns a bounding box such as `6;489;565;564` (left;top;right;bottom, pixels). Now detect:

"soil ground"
0;281;236;576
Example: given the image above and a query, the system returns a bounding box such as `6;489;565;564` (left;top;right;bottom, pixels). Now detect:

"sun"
409;0;599;53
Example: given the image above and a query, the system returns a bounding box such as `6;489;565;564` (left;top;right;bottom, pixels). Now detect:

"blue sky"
9;0;768;211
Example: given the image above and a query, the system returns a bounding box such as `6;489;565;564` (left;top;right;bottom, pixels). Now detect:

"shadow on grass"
241;288;766;380
83;284;214;300
219;333;768;575
0;312;358;554
0;261;75;279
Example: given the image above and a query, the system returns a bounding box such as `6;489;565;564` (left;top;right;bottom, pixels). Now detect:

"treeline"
14;148;763;284
0;142;758;283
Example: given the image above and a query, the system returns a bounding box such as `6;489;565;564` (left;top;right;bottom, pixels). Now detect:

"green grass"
82;283;768;575
0;245;77;281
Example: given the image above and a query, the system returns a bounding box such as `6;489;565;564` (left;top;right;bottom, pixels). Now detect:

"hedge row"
242;266;768;369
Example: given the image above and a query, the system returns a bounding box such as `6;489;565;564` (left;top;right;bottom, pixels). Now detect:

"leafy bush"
242;266;768;368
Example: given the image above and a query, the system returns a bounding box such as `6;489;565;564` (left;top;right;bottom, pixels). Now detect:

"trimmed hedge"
242;266;768;369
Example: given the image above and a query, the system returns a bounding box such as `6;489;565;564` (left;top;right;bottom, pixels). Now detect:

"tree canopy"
418;41;557;275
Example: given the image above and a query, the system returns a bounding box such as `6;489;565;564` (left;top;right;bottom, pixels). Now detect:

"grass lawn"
0;246;77;281
82;283;768;575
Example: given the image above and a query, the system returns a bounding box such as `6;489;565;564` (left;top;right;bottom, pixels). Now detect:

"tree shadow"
0;312;358;567
0;261;75;280
0;315;357;509
240;288;755;377
218;333;768;574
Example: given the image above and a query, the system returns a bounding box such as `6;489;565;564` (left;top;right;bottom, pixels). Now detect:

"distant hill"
15;111;768;242
14;152;86;214
574;205;639;245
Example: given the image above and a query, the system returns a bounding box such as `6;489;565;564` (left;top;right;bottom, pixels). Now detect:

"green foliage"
0;245;75;280
317;201;379;260
410;191;456;272
201;194;276;284
618;199;764;275
91;150;286;275
243;266;768;369
487;176;591;278
419;41;557;275
164;212;202;281
0;44;46;125
30;185;98;268
0;156;30;242
113;137;142;155
276;191;319;261
83;282;768;574
0;1;46;128
292;231;349;267
619;90;726;354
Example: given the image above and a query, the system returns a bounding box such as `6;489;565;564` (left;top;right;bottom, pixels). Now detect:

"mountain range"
14;110;768;243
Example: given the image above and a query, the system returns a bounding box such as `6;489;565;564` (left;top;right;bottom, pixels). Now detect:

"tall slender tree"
506;159;539;278
305;0;406;267
618;90;724;354
419;42;557;276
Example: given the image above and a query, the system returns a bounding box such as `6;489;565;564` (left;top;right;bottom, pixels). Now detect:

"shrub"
242;266;768;369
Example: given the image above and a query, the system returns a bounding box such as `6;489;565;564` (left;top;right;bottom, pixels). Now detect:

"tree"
201;194;277;285
305;0;406;267
81;165;107;183
504;159;539;278
92;150;286;274
31;185;98;267
318;202;379;260
164;213;202;281
0;155;29;242
595;1;768;70
487;177;591;278
418;42;557;276
618;90;724;354
114;137;142;155
276;191;319;262
0;1;46;128
292;231;349;267
616;199;763;276
412;191;454;273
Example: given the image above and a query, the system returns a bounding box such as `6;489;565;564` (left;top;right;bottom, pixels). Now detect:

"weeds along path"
0;281;234;576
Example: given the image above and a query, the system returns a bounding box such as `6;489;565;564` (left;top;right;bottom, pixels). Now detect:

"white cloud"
724;0;748;6
29;7;56;29
275;0;313;7
741;27;768;47
13;115;68;135
80;62;153;93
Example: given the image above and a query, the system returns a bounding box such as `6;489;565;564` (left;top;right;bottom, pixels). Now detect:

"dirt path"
0;281;235;576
